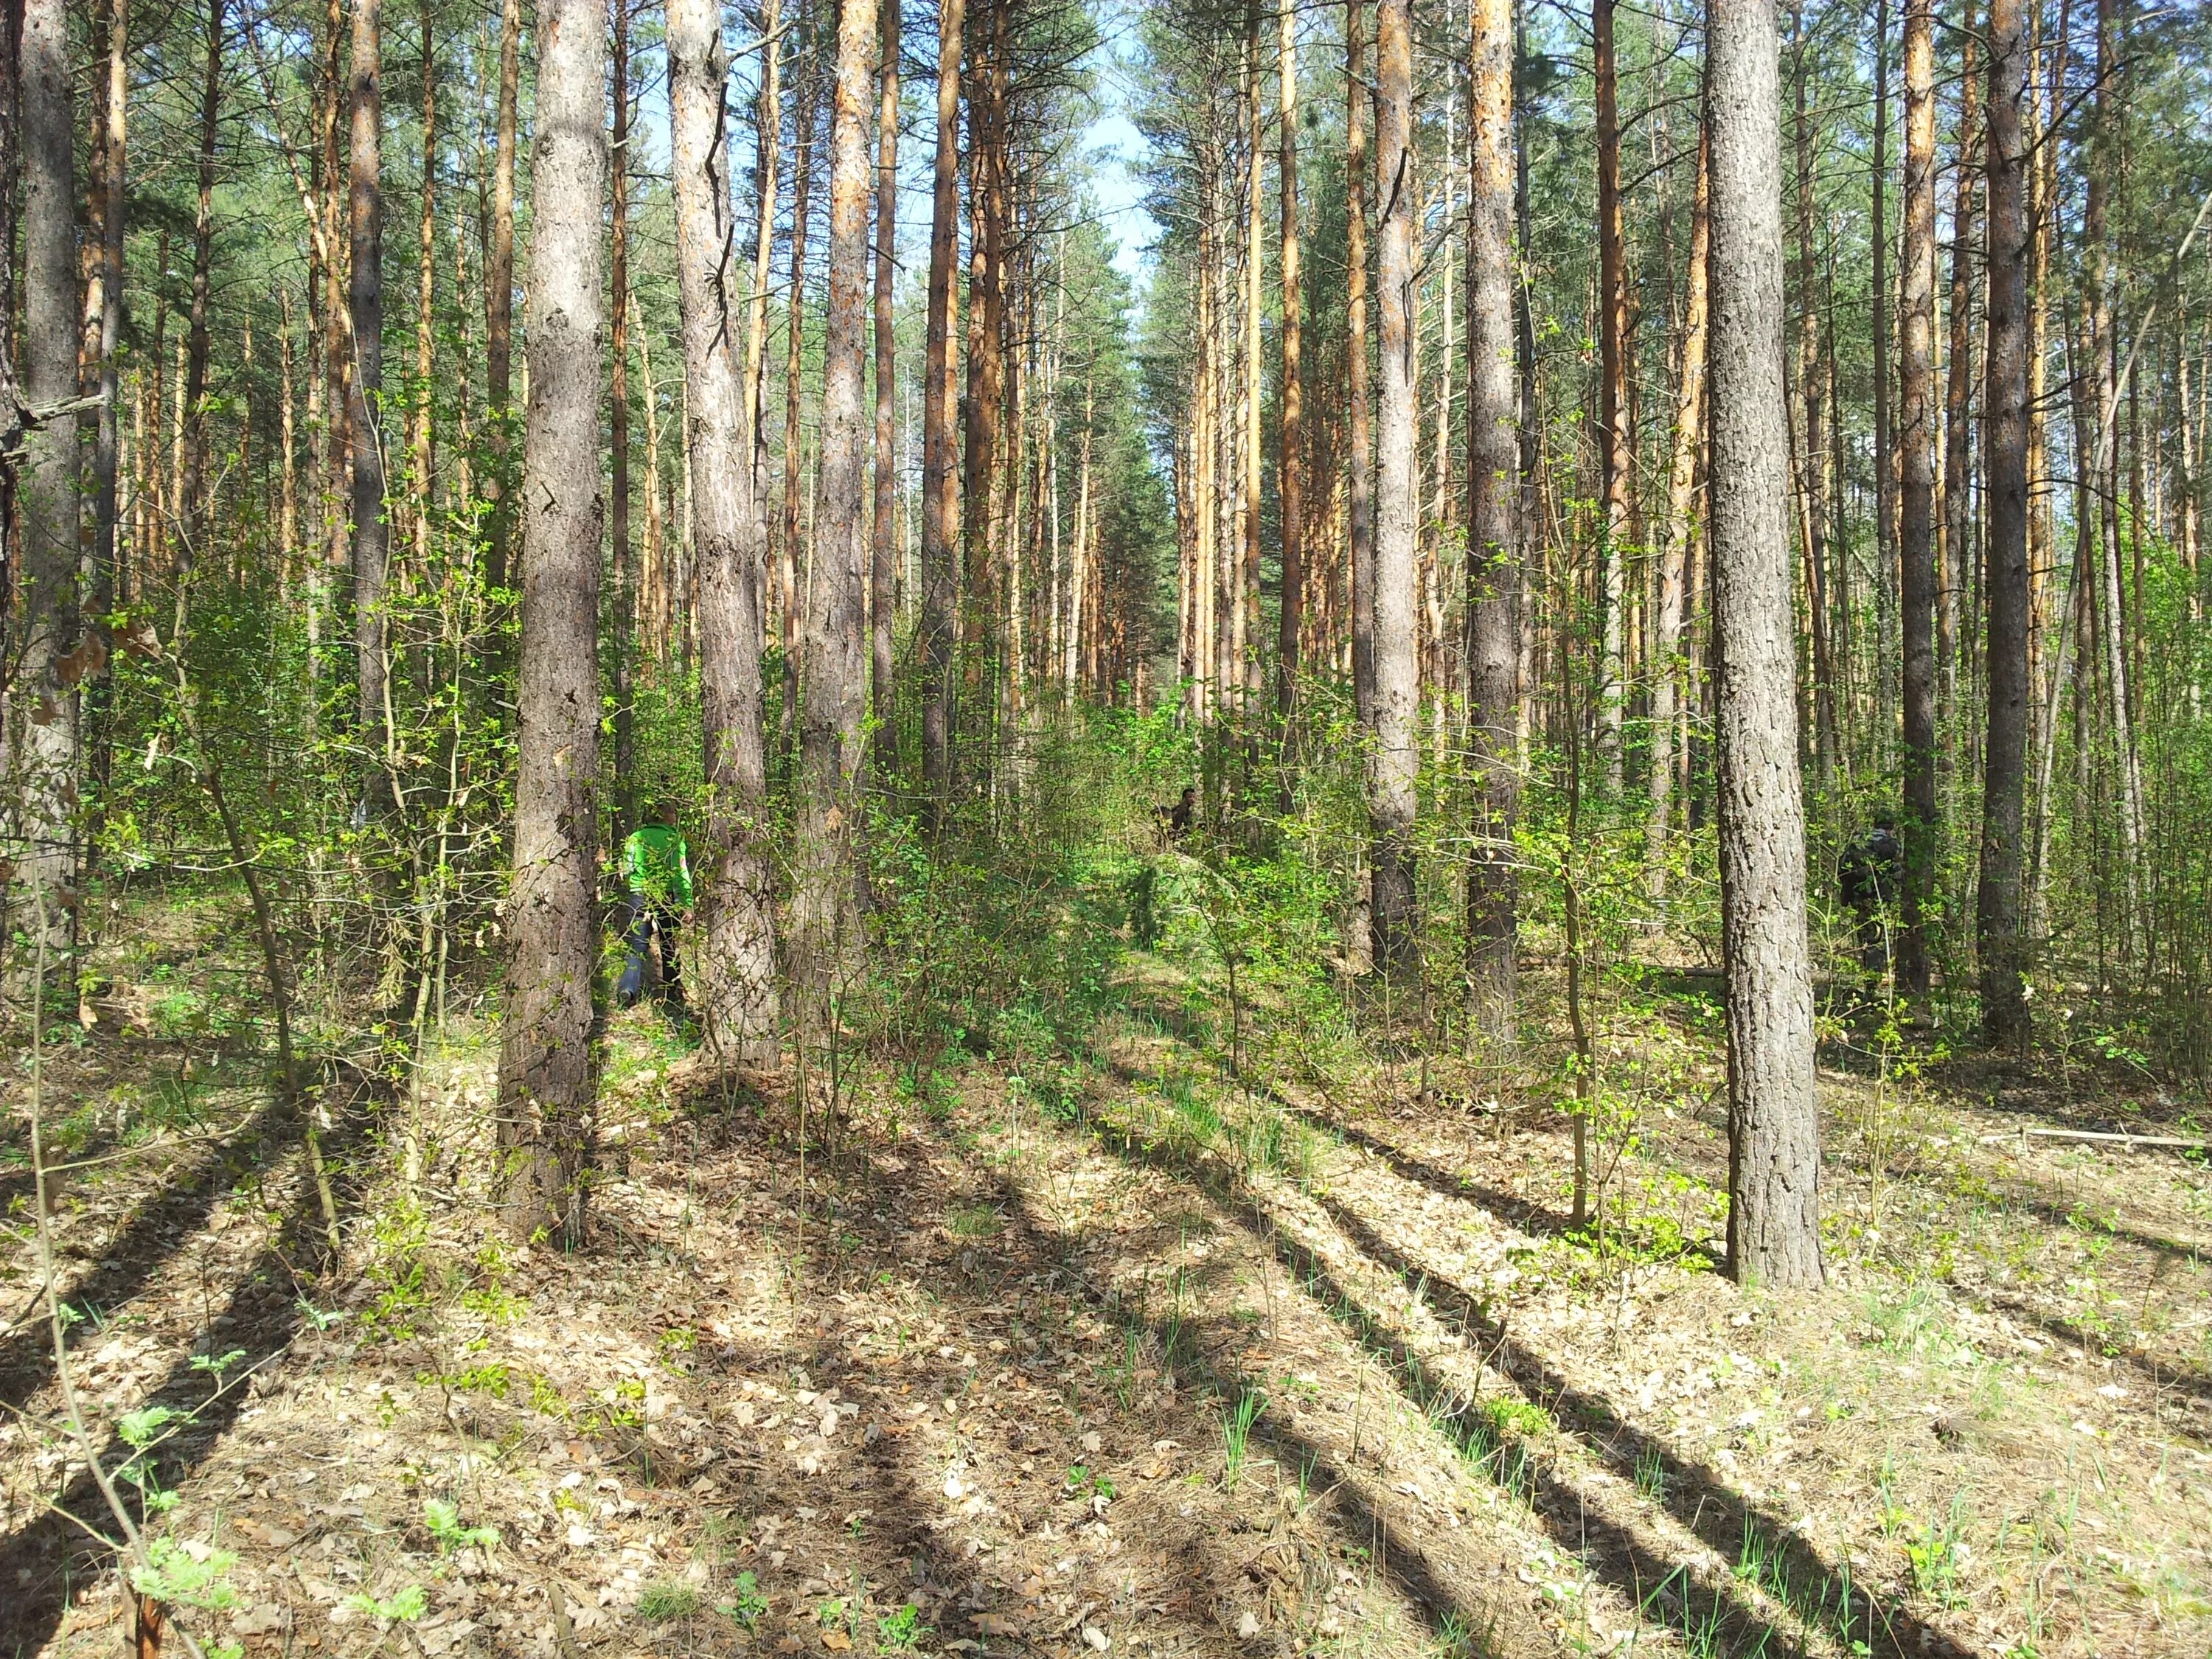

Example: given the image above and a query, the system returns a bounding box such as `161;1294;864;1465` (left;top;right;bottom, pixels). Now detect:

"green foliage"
131;1537;239;1610
877;1604;931;1650
343;1584;429;1624
1220;1388;1266;1488
720;1571;771;1629
636;1580;703;1621
422;1498;499;1554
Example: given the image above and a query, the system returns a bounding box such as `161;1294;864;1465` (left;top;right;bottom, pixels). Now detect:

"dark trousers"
616;895;683;1006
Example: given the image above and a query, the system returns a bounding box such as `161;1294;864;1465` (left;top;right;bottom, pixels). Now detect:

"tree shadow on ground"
1076;1051;1975;1659
1070;1096;1830;1658
0;1089;367;1655
0;1097;296;1412
1298;1184;1978;1659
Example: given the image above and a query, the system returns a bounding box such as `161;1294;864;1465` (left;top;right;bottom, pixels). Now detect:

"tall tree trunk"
963;0;1008;750
349;0;392;815
1347;0;1375;751
409;0;437;576
1239;1;1265;712
1871;0;1894;724
669;0;781;1068
870;0;902;780
920;0;963;807
86;0;128;851
0;0;19;636
2083;0;2144;947
1792;4;1837;786
1594;0;1630;787
320;0;349;611
498;0;606;1245
1710;0;1822;1290
281;292;301;573
1369;0;1419;970
782;56;816;758
742;0;782;589
797;0;876;984
1465;0;1519;1040
610;0;635;835
1649;116;1709;902
1940;2;1978;741
1977;0;2032;1048
1276;0;1305;722
484;0;521;601
13;0;81;965
1897;0;1938;994
181;0;226;577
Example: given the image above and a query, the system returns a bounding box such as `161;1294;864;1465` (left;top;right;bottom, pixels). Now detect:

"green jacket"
622;823;694;908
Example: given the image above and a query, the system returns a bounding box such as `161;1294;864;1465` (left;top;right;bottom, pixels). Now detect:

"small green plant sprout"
1904;1498;1970;1607
1064;1463;1116;1502
720;1570;771;1628
189;1347;248;1390
637;1580;703;1621
296;1298;347;1331
130;1537;240;1610
116;1405;181;1515
342;1584;429;1625
657;1326;698;1368
1632;1442;1667;1503
422;1498;499;1554
877;1604;932;1651
1221;1388;1266;1489
1478;1396;1553;1439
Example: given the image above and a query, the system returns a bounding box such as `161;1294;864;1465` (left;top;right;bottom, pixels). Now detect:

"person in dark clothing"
1169;787;1197;837
1839;817;1904;975
616;804;693;1008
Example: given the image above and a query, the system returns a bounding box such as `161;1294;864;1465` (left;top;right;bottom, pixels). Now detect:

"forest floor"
4;868;2211;1659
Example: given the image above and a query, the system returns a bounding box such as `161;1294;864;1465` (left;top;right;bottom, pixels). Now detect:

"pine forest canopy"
1;0;2211;1632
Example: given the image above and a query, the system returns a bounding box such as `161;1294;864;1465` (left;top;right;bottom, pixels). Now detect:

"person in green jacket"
616;804;693;1008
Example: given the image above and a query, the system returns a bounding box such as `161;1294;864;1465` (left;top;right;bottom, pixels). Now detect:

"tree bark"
1897;0;1938;994
1649;117;1709;904
90;0;128;649
1276;0;1305;723
181;0;226;576
1239;1;1264;711
669;0;781;1069
350;0;392;817
796;0;877;985
1369;0;1419;971
1871;0;1894;728
1464;0;1519;1040
12;0;81;965
498;0;607;1245
1709;0;1823;1290
409;0;437;577
1940;2;1978;741
484;0;522;601
1790;5;1837;786
870;0;902;781
1347;1;1374;740
963;0;1009;747
1977;0;2032;1049
1594;0;1630;786
2082;0;2144;947
611;0;635;838
320;0;349;609
920;0;964;808
781;56;816;759
83;0;128;858
741;0;782;594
